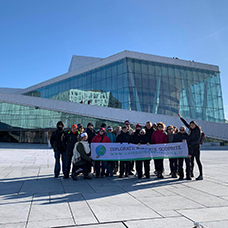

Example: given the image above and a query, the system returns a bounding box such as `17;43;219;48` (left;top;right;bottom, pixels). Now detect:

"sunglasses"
167;128;172;130
180;129;185;131
158;125;163;128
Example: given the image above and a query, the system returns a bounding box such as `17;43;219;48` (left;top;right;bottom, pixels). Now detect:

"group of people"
50;114;204;181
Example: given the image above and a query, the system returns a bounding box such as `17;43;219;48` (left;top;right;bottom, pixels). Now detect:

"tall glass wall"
0;102;122;130
24;58;225;123
0;102;123;142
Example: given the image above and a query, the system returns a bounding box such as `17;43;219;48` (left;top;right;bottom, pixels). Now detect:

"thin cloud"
194;26;228;42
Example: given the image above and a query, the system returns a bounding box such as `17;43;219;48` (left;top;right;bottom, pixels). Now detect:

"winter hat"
77;124;83;129
136;123;142;128
87;122;93;127
99;127;106;132
57;121;64;127
100;123;106;128
71;124;78;129
107;126;113;131
80;132;88;138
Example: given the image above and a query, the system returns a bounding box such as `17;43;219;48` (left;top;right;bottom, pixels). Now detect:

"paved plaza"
0;143;228;228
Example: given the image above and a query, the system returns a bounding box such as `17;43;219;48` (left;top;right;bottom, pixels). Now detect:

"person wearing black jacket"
144;121;154;144
116;126;131;178
144;121;154;175
173;126;191;180
85;122;96;144
178;114;203;180
131;124;141;177
62;124;78;179
50;121;66;178
134;128;150;179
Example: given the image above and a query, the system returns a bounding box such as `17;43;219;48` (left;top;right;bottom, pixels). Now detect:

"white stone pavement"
0;143;228;228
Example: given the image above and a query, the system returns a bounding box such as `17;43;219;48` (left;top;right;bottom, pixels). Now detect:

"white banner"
91;142;188;161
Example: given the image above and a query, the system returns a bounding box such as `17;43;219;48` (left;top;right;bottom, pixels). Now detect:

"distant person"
113;126;122;137
178;113;203;180
151;122;168;179
116;126;131;178
50;121;66;178
152;123;157;131
144;121;154;145
88;99;91;105
173;126;179;134
77;124;84;135
124;120;134;135
71;133;93;180
85;122;96;144
100;123;107;130
166;125;178;178
173;126;191;180
132;125;150;178
143;121;154;178
62;124;78;179
131;123;143;176
105;126;116;176
91;127;111;178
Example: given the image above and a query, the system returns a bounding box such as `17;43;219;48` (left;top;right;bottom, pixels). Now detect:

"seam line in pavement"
81;193;100;224
117;184;164;218
25;193;34;228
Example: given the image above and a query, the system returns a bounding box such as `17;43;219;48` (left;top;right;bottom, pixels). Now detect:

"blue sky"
1;0;228;118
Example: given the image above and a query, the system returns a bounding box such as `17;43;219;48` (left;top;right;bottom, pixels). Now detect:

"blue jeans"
54;151;66;177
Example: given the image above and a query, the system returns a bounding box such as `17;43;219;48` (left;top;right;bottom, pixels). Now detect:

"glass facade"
0;102;123;143
24;58;224;123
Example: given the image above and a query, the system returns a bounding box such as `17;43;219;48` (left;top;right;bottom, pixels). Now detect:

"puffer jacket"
151;130;168;144
91;133;111;143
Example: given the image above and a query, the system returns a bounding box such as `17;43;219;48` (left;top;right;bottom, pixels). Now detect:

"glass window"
134;60;141;73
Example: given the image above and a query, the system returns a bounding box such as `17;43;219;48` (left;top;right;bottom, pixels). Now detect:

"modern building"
0;50;227;143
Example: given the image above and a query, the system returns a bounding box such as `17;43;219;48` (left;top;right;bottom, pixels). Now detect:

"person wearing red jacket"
91;127;110;177
151;122;168;179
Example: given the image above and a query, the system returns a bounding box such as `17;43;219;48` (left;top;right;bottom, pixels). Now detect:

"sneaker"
171;172;177;178
157;173;164;179
186;176;191;180
118;175;123;178
54;175;58;178
179;176;183;180
128;171;134;175
196;175;203;180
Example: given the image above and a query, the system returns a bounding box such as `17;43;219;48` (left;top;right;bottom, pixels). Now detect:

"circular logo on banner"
96;145;106;157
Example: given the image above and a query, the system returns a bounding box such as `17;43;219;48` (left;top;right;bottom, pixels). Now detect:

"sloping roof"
19;50;220;95
68;55;102;72
0;91;227;141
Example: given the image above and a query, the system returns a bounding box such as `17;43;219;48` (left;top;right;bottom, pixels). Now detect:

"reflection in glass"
23;58;224;123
